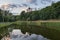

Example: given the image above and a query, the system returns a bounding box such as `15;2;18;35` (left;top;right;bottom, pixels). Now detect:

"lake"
1;29;50;40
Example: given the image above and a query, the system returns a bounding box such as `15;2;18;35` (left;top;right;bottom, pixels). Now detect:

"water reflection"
11;29;50;40
1;29;50;40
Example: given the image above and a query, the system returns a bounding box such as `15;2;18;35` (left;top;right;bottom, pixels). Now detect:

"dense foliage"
0;1;60;40
0;9;17;22
0;2;60;22
20;1;60;21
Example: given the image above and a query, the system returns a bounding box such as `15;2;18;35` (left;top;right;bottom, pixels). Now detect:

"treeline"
20;1;60;21
0;9;18;22
0;1;60;22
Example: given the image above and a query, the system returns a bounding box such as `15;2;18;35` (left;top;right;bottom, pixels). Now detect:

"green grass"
42;22;60;30
0;22;13;28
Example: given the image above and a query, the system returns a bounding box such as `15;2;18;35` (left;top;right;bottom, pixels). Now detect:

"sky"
0;0;60;15
0;0;60;8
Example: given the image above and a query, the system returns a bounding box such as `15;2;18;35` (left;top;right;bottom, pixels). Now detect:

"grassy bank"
0;21;60;40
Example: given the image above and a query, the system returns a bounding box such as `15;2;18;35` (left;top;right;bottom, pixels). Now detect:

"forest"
0;1;60;22
0;1;60;40
20;1;60;21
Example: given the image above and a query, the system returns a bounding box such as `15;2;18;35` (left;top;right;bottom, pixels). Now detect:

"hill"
20;1;60;21
0;1;60;22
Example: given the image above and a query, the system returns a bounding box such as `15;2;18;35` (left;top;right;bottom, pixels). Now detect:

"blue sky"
0;0;60;15
0;0;60;8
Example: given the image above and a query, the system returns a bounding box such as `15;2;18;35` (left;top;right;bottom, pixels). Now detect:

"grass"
0;22;12;28
41;22;60;30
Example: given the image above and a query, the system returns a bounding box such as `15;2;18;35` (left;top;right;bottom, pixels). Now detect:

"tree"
20;11;25;20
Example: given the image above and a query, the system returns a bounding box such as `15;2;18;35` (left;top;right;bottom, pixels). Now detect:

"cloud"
25;0;53;5
42;0;52;2
41;0;52;4
27;0;37;3
22;4;28;7
26;0;37;4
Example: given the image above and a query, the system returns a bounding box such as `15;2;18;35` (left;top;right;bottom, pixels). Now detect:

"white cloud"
26;0;37;4
0;0;60;15
11;7;28;15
